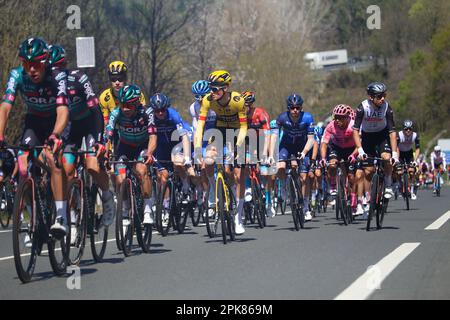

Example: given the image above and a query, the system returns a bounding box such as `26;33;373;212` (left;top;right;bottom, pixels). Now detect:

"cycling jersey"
153;107;189;146
99;87;146;123
2;65;68;117
353;100;395;133
397;131;420;152
248;107;270;131
322;120;356;149
431;151;447;170
194;92;247;149
106;105;155;147
189;100;216;132
274;111;314;146
65;69;100;121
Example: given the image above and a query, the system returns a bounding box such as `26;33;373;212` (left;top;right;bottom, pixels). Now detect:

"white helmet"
434;145;441;152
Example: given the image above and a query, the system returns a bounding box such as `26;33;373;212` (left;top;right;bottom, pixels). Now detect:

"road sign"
76;37;95;68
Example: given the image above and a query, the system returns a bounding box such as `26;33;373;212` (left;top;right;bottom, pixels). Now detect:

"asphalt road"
0;187;449;300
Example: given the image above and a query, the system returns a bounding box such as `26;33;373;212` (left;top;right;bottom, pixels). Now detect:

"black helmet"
286;93;304;108
367;82;387;96
403;119;413;129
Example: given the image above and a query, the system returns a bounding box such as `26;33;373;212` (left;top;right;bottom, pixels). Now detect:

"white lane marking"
425;211;450;230
0;231;160;262
334;242;421;300
0;230;12;234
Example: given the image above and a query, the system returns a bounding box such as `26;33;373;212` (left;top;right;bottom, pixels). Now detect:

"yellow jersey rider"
99;61;146;125
194;70;248;235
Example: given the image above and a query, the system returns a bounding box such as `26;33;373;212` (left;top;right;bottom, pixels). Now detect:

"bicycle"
11;145;71;283
64;146;109;265
333;160;353;225
434;169;443;197
204;157;236;244
365;157;390;231
244;163;267;228
396;162;413;210
112;156;152;256
282;156;305;231
317;166;328;214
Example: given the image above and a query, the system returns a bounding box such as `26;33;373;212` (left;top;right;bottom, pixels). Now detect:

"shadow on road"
81;257;124;266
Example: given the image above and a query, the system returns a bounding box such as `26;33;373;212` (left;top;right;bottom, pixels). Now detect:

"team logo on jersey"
83;82;95;99
57;80;67;96
55;72;66;81
233;96;241;102
79;75;88;83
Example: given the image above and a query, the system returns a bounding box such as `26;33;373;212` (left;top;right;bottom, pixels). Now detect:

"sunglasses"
121;101;140;109
372;93;386;100
335;115;349;121
289;106;301;111
110;76;126;83
154;108;167;113
22;60;45;70
404;127;412;131
194;94;204;101
210;86;224;93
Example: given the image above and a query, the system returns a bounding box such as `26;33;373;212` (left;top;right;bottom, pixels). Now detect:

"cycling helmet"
192;80;210;96
332;104;352;117
18;37;49;62
108;60;128;76
48;45;66;67
208;70;232;87
403;119;413;129
350;109;356;121
270;120;278;130
314;125;324;137
434;146;441;152
367;82;387;96
286;93;304;108
241;91;256;105
150;93;171;110
118;85;141;104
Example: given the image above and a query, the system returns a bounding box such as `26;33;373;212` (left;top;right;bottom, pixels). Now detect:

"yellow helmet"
208;70;232;87
108;60;128;76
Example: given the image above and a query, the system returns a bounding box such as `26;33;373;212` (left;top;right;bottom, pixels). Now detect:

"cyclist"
430;145;446;194
99;61;146;126
268;119;281;215
310;122;325;211
320;105;364;216
193;70;248;235
99;61;146;190
48;45;115;228
150;93;193;202
353;82;398;204
189;80;215;206
0;37;70;238
395;119;421;200
273;93;315;221
106;85;156;226
242;91;275;217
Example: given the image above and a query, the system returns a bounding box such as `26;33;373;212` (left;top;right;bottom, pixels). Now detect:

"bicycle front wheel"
12;179;38;283
156;181;173;237
367;174;379;231
67;180;87;266
288;176;300;231
117;180;134;256
402;171;410;210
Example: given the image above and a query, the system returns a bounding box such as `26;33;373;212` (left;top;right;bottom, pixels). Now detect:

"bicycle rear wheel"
226;184;236;241
175;192;189;234
48;194;70;277
117;180;134;256
89;185;108;262
12;179;39;283
367;174;379;231
134;191;152;253
67;180;87;266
